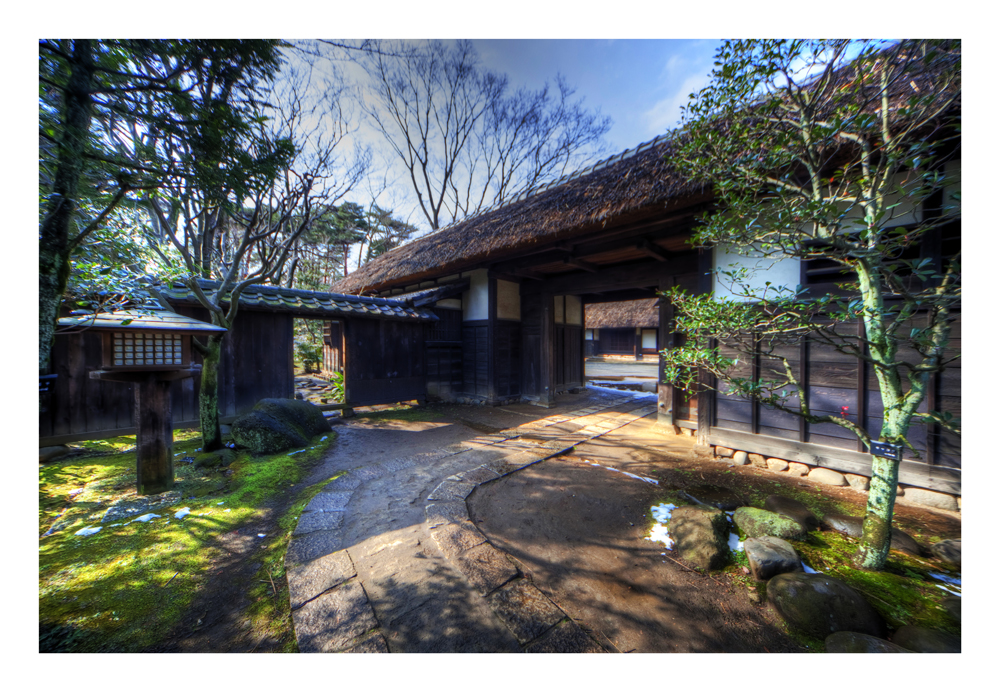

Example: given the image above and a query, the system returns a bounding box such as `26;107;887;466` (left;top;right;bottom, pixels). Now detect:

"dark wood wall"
427;308;463;401
709;312;961;493
595;328;635;355
554;324;583;388
40;307;294;445
343;317;426;406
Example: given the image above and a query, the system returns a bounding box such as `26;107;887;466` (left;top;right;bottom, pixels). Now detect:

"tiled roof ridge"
175;277;415;307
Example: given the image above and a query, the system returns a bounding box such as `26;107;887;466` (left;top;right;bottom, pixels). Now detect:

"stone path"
287;392;658;653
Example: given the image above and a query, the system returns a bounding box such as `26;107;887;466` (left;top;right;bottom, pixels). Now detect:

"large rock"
766;458;789;472
667;506;730;570
902;488;959;511
767;572;886;639
764;495;820;532
844;473;870;492
733;506;806;540
892;625;961;653
787;462;810;477
231;398;332;454
929;539;961;567
808;467;848;486
732;451;750;466
744;536;802;581
748;453;767;469
40;445;73;464
825;631;912;653
821;513;922;556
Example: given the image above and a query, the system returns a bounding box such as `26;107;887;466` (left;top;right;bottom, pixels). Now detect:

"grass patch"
242;471;345;652
789;530;960;635
39;430;334;652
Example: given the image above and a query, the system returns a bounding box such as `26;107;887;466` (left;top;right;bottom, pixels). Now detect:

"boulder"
748;453;767;469
825;631;912;653
902;488;959;512
764;495;820;532
667;506;730;570
766;457;789;472
891;625;961;653
845;473;870;492
744;536;802;581
715;447;735;458
40;445;73;464
733;506;806;540
194;448;237;469
767;572;886;639
787;462;810;477
732;451;750;466
929;539;961;567
941;595;961;624
808;467;848;486
821;513;922;556
231;398;332;454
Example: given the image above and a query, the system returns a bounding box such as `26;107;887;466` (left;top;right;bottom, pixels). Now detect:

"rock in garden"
715;447;734;458
891;625;961;653
733;506;806;540
929;539;961;567
941;595;961;624
194;448;237;469
821;513;923;556
766;457;789;472
744;536;802;581
844;473;870;491
902;488;959;512
667;506;730;570
39;445;72;464
787;462;810;477
748;453;767;469
825;631;912;653
764;495;819;532
807;467;847;486
767;572;886;639
733;451;750;466
231;398;331;454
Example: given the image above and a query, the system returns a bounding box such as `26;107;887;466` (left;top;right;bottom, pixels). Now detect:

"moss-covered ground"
39;430;335;652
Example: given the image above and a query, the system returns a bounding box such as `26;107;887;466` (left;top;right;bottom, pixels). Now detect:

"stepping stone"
744;536;802;582
892;625;961;653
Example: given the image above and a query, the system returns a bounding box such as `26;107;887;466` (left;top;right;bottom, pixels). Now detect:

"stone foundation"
709;445;961;512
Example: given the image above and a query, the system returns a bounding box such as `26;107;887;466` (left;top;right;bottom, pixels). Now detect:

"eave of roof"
161;279;439;322
57;307;228;333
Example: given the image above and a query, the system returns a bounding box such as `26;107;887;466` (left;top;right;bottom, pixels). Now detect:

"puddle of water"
728;532;743;552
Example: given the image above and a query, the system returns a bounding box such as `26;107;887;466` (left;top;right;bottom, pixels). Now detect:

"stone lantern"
58;305;226;495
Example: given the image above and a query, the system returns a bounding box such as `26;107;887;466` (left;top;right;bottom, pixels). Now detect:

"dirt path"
467;414;961;653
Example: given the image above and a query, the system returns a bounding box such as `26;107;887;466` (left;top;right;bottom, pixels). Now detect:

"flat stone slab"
324;474;362;491
304;491;353;513
101;491;182;523
487;579;566;644
430;520;487;557
293;580;377;653
286;528;345;566
458;466;502;485
341;632;389;653
425;501;470;527
427;480;477;502
453;542;520;595
293;510;345;536
288;549;356;610
525;620;604;653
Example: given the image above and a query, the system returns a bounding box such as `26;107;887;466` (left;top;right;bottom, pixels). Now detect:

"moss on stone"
733;506;806;540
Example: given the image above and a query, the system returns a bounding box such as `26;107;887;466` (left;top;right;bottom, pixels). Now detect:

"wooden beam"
563;257;598;273
638;239;670;262
540;255;692;295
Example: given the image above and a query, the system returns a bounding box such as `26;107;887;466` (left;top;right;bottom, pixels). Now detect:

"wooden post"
135;375;174;495
539;291;555;407
657;277;675;427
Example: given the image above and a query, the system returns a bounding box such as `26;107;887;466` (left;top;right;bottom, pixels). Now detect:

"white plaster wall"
565;295;582;325
642;329;657;349
435;298;462;310
497;279;521;321
462;268;489;321
713;245;801;302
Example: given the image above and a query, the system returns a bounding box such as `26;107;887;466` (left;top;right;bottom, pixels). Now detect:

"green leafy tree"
663;40;960;571
140;47;367;450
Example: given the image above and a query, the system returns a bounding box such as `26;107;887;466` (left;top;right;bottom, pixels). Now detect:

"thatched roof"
585;299;659;329
332;135;707;294
332;41;959;296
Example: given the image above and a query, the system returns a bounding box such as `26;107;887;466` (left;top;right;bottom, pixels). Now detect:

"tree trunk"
38;39;95;375
854;453;900;570
199;335;224;451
